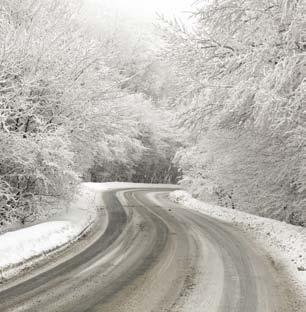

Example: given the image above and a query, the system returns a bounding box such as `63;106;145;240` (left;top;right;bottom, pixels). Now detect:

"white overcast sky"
79;0;196;50
105;0;192;17
83;0;194;21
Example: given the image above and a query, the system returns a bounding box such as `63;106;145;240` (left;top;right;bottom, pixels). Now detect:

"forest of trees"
0;0;180;227
0;0;305;228
160;0;306;226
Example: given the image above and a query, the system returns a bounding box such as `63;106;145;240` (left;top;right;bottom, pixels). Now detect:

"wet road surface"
0;187;294;311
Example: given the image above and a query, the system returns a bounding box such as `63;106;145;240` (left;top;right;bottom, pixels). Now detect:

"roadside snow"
0;222;81;272
170;190;306;300
0;183;100;281
84;182;177;191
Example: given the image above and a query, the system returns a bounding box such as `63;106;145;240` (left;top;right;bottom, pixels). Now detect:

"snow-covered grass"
0;183;101;281
170;190;306;300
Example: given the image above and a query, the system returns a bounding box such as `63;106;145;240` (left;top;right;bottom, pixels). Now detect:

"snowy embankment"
0;183;103;281
170;190;306;301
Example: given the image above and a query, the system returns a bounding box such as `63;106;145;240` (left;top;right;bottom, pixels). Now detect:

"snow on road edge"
0;183;102;282
169;190;306;301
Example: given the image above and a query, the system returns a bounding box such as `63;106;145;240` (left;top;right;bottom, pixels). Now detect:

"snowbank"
170;190;306;300
0;222;83;275
0;183;101;281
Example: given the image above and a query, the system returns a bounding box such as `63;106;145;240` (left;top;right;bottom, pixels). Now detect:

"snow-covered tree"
0;0;182;227
160;0;306;225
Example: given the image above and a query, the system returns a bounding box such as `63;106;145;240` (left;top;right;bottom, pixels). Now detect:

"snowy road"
0;187;293;311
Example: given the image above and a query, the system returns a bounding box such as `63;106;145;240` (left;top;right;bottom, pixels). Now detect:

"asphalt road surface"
0;187;294;311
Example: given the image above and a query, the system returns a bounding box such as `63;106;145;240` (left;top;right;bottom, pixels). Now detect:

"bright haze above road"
81;0;194;29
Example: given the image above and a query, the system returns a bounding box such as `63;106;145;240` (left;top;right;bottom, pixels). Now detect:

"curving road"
0;187;294;311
